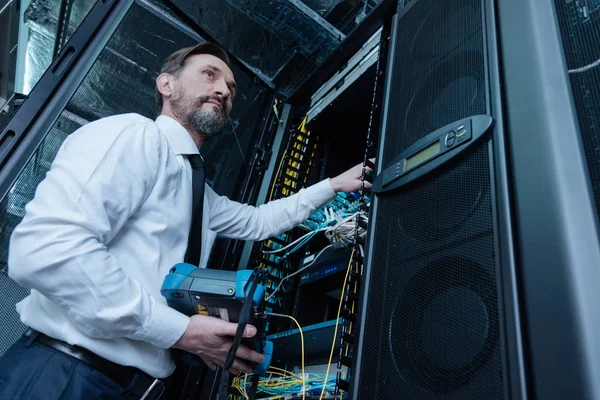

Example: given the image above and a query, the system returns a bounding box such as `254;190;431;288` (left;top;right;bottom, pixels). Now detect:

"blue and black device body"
160;263;273;375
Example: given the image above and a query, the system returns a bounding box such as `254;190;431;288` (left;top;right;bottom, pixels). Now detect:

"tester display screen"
404;140;441;171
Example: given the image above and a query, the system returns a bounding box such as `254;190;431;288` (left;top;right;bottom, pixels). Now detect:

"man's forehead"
186;53;234;78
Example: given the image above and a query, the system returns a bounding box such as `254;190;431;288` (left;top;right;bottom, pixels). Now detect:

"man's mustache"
195;95;225;112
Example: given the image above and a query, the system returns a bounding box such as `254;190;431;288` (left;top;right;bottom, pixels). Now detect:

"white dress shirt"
8;113;336;378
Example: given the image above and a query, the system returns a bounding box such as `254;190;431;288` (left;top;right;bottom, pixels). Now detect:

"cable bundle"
324;212;368;249
263;211;368;258
230;369;336;399
263;210;368;302
300;192;370;232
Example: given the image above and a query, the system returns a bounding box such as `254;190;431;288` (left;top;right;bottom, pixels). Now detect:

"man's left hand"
329;159;375;193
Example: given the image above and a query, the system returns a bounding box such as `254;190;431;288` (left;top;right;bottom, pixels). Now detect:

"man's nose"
213;79;231;99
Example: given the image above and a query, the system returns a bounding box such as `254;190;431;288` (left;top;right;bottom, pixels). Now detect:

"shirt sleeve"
206;179;337;240
8;118;189;349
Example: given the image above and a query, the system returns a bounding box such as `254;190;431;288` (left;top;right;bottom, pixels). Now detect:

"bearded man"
0;43;370;400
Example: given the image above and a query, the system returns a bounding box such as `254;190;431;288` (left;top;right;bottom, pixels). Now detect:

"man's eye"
203;70;214;78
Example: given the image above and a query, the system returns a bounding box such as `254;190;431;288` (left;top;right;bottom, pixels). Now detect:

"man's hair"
155;42;230;114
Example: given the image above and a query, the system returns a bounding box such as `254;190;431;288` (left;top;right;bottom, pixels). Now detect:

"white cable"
569;57;600;74
324;212;368;248
265;245;333;302
264;212;369;302
262;227;328;254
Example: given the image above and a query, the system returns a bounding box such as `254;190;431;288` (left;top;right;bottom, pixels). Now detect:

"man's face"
169;53;237;137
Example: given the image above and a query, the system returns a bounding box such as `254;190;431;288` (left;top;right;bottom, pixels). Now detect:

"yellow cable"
264;313;305;400
298;116;308;133
268;149;287;202
319;249;355;400
268;366;295;376
237;368;313;397
287;315;306;400
235;375;249;400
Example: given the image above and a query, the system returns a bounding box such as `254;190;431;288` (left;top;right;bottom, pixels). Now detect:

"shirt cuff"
305;179;337;208
137;301;190;349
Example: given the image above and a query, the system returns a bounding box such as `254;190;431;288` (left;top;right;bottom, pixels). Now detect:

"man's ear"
156;73;173;98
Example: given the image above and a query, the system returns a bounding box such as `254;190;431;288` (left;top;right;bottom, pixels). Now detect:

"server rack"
2;0;600;399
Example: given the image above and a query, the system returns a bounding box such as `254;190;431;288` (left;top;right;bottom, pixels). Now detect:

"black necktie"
184;154;205;266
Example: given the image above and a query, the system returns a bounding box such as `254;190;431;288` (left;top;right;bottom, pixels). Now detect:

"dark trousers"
0;336;140;400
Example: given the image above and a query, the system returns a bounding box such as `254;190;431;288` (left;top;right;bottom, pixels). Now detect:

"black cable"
217;270;261;399
248;374;260;400
355;25;383;248
228;116;248;171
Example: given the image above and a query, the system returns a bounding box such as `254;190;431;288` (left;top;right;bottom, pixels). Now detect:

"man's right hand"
172;314;265;375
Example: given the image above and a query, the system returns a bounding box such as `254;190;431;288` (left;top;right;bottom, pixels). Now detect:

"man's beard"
170;92;227;137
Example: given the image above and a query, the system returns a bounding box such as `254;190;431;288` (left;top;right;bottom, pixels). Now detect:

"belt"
23;329;168;399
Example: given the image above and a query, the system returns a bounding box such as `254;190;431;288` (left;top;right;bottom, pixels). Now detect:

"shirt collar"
155;115;200;157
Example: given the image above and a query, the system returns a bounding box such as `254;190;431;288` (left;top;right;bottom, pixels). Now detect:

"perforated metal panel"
554;0;600;225
359;143;502;399
0;122;72;356
355;0;504;398
383;0;486;165
0;276;28;355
